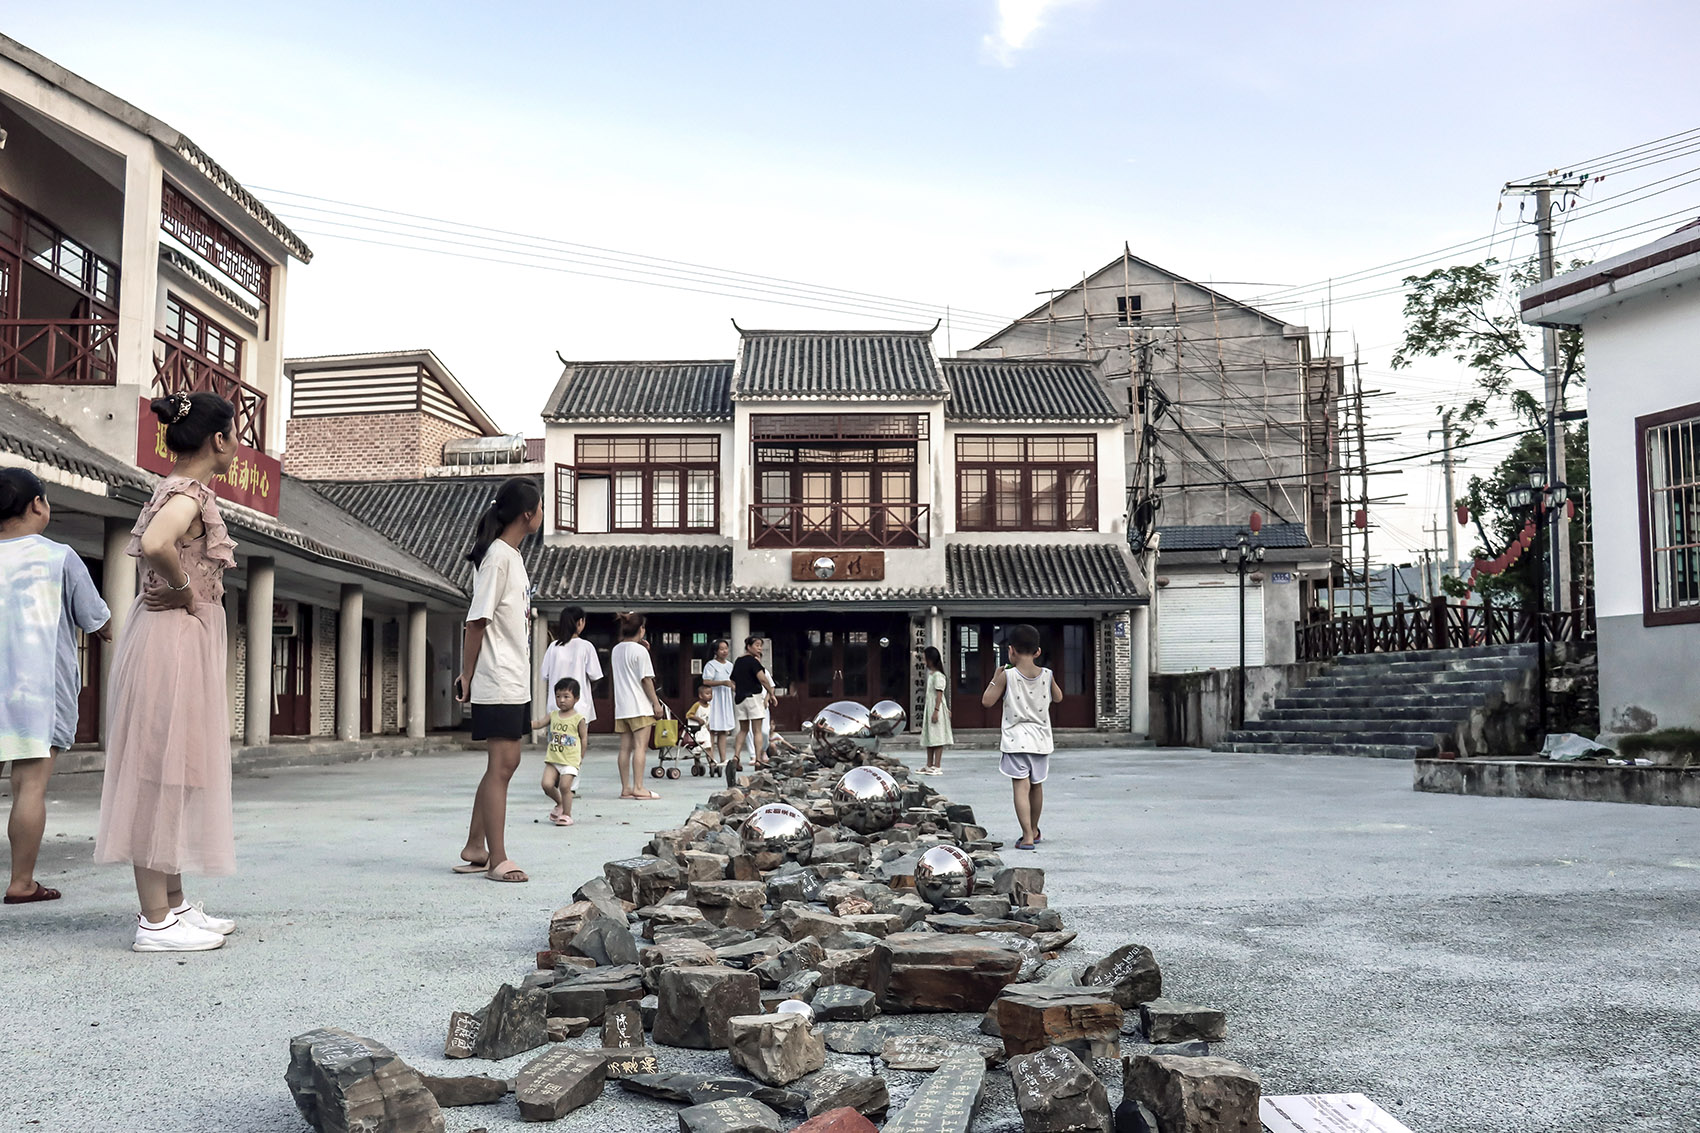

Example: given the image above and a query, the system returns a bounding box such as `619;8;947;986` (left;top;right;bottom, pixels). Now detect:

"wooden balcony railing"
0;318;118;385
1295;595;1595;660
749;503;929;549
153;335;267;450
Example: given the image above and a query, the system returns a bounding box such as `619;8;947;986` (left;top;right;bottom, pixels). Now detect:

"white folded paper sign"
1260;1093;1415;1133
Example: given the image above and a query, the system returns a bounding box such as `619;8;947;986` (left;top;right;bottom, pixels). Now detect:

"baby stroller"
649;705;715;779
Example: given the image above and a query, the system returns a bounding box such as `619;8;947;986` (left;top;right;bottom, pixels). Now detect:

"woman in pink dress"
95;392;241;953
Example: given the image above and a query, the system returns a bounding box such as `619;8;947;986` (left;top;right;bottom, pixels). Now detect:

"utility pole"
1505;175;1586;612
1429;409;1459;579
1353;349;1370;615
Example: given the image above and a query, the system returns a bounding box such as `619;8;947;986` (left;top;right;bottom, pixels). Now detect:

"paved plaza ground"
4;746;1698;1132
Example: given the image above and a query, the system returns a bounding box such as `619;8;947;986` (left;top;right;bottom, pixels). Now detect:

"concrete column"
926;606;945;651
406;603;427;739
1130;605;1151;737
116;147;163;393
244;558;275;747
99;517;136;714
730;608;751;650
337;583;364;741
532;613;550;735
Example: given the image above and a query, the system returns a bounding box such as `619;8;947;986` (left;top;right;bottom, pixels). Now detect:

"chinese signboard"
135;396;282;516
791;551;886;582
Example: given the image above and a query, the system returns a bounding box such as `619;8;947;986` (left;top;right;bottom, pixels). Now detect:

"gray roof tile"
531;544;732;603
734;329;947;400
1156;522;1310;550
312;476;530;592
946;542;1140;602
544;361;733;422
942;359;1121;422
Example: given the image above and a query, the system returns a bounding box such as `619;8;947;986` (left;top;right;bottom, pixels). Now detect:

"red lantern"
1353;508;1367;530
1456;502;1469;526
1565;499;1576;519
1249;511;1263;534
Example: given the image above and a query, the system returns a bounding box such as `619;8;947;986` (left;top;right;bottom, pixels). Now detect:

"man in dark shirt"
729;637;777;779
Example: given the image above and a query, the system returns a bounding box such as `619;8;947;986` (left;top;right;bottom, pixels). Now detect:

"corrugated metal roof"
1156;522;1310;550
942;359;1120;422
734;330;948;401
947;542;1140;602
544;361;734;421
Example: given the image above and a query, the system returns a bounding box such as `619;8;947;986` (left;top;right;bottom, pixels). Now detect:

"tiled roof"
942;359;1120;422
532;544;733;603
312;476;531;592
1156;522;1310;551
544;361;734;422
733;330;948;401
946;543;1140;602
0;395;457;596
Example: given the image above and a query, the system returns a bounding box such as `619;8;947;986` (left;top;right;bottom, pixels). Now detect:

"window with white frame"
1643;404;1700;623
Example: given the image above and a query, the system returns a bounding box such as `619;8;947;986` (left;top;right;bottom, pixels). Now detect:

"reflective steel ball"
775;999;814;1022
741;802;814;860
814;701;873;740
868;699;907;737
812;556;836;580
833;765;901;834
914;844;976;908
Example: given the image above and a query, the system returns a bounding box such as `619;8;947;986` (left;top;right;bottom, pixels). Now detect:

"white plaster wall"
1574;284;1700;620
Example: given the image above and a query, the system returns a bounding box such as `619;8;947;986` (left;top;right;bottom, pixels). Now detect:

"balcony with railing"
153;334;268;451
749;503;929;549
0;318;118;385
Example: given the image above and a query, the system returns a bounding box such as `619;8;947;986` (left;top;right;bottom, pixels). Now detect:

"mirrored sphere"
868;700;907;737
814;701;873;740
914;844;975;908
741;802;815;860
833;765;901;834
775;999;814;1022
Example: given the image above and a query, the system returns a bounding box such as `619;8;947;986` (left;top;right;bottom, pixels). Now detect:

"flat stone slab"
514;1048;607;1122
880;1034;1001;1072
593;1046;661;1078
286;1028;445;1133
1140;998;1227;1043
810;984;878;1022
677;1097;784;1133
871;932;1023;1013
805;1070;889;1118
881;1053;987;1133
818;1022;891;1055
418;1073;507;1108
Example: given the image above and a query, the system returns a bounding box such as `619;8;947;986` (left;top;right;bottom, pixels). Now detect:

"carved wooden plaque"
791;551;886;582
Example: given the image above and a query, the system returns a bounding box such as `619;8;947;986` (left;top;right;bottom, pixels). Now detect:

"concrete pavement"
3;746;1697;1132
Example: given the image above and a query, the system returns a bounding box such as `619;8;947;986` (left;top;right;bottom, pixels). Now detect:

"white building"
1521;221;1700;736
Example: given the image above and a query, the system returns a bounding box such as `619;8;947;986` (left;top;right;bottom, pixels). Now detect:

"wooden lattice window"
956;434;1097;531
161;183;271;302
751;413;927;441
574;435;719;533
554;464;576;532
1640;402;1700;625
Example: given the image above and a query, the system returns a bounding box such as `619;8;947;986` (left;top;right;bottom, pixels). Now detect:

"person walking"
454;476;542;883
530;678;586;825
540;606;601;792
729;636;778;780
700;638;736;769
94;393;242;951
611;612;664;799
980;624;1061;851
1;468;111;905
918;645;953;775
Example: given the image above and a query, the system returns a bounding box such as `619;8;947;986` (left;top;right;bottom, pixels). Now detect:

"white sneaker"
174;900;236;936
133;914;226;953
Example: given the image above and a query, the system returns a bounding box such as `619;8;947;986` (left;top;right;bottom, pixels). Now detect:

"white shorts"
1000;751;1049;783
735;696;767;722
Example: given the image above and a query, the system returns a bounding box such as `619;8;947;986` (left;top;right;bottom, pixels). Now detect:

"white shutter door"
1157;583;1264;673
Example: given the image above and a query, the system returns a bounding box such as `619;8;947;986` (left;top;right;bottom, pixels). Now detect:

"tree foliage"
1391;257;1587;442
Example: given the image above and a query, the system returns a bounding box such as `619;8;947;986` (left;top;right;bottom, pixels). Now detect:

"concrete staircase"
1214;643;1540;759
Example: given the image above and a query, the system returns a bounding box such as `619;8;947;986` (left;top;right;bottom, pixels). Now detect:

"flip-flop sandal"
3;882;61;904
451;861;488;874
486;860;529;883
1015;840;1037;851
552;815;575;826
633;790;662;800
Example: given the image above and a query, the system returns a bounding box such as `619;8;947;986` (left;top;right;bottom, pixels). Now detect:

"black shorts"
470;702;531;741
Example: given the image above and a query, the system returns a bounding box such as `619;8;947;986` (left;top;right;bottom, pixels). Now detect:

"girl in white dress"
700;638;736;767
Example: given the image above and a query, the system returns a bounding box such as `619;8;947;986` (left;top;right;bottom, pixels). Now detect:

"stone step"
1225;728;1450;748
1282;679;1510;701
1273;693;1499;713
1212;740;1431;759
1263;705;1472;723
1250;717;1459;736
1326;643;1536;667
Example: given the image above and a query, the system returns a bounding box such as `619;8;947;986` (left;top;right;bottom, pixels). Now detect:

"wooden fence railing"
1296;595;1594;660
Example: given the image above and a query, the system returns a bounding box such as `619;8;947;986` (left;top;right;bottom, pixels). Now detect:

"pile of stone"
286;726;1263;1133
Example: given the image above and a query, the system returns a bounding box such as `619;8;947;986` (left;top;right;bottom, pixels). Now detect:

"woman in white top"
454;477;542;883
540;605;602;791
699;637;736;767
611;611;665;799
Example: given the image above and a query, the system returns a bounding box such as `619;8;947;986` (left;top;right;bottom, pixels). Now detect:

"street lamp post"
1220;531;1265;730
1506;472;1569;741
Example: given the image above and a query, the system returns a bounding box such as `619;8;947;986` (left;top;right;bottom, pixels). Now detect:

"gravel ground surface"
4;746;1697;1132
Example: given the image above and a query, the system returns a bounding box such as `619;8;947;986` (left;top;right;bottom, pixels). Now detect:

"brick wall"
233;618;247;739
1096;610;1133;731
380;620;400;734
313;606;337;736
284;411;481;480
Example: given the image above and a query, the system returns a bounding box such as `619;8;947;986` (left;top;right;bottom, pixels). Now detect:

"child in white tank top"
980;623;1062;851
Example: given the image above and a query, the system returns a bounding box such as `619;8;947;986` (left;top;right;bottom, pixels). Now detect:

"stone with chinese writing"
1082;944;1163;1010
677;1097;784;1133
1008;1046;1111;1133
419;1073;508;1108
726;1012;826;1086
285;1028;445;1133
513;1048;607;1122
809;984;877;1022
804;1070;889;1119
818;1022;890;1055
879;1033;1000;1072
881;1053;986;1133
601;999;645;1048
652;965;762;1050
1122;1055;1260;1133
870;932;1023;1013
1139;999;1226;1044
444;1012;481;1059
995;984;1122;1060
472;983;548;1061
591;1046;661;1078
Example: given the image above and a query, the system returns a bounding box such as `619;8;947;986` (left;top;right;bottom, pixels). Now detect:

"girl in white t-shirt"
540;605;602;793
454;477;542;883
611;611;664;800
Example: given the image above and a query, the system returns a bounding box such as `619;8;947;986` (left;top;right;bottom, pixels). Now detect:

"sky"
10;0;1699;564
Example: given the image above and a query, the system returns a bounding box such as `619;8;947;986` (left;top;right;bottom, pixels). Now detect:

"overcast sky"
11;1;1698;563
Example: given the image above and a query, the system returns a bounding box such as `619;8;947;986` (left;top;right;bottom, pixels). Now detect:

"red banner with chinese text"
135;396;282;516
